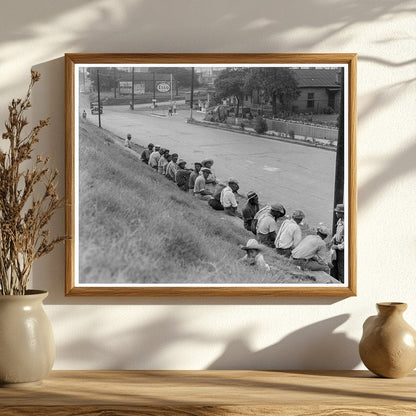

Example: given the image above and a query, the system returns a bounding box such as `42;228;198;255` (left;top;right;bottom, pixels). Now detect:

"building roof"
291;68;340;88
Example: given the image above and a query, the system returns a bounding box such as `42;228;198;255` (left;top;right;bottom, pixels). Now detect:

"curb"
150;113;167;118
187;119;337;152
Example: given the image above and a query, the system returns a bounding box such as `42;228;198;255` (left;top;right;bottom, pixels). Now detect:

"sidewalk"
187;118;337;152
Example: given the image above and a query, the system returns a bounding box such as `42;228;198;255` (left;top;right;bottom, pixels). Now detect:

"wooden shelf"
1;370;415;415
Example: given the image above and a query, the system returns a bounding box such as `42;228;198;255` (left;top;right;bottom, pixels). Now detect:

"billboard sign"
119;82;145;95
156;81;171;93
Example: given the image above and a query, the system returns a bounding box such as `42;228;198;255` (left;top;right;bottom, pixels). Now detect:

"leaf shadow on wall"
0;0;414;96
356;55;416;210
53;310;218;369
0;0;412;51
207;314;360;370
52;308;359;371
356;50;416;201
358;138;416;210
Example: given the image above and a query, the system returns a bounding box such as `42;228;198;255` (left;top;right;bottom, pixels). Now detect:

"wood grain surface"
1;370;415;415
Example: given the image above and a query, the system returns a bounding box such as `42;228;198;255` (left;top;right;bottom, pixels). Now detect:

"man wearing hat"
201;159;216;182
242;191;259;232
331;203;345;282
166;153;179;181
239;239;270;272
291;224;331;272
188;162;202;191
175;160;192;191
149;146;164;170
274;210;305;258
140;142;154;164
193;167;213;200
201;158;217;192
220;178;242;217
158;149;170;175
256;203;286;247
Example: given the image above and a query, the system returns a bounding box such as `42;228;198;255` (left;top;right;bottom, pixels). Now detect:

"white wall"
1;0;415;370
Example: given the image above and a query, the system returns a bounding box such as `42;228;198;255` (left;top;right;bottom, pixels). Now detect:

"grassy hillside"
78;120;318;285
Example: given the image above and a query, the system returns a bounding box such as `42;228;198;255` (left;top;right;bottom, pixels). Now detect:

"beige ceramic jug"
359;302;416;378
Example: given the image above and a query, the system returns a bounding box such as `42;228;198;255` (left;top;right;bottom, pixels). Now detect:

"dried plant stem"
0;71;66;295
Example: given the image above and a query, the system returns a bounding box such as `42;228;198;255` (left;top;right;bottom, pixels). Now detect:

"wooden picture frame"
65;53;356;297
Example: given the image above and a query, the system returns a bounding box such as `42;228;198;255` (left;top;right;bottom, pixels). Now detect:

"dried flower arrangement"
0;71;65;295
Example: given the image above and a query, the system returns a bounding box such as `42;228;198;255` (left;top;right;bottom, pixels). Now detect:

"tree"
153;67;199;94
254;116;268;134
244;68;300;117
214;68;247;117
87;67;117;92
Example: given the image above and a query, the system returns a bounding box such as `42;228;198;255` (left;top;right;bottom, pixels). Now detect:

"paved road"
83;100;336;227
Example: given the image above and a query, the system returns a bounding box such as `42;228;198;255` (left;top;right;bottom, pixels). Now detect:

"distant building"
290;68;341;113
242;68;341;115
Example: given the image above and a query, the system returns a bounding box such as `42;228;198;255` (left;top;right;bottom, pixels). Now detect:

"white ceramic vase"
0;290;55;387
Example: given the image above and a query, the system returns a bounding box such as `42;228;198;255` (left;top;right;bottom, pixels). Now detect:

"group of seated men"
140;142;243;217
140;142;217;193
240;200;345;282
139;141;344;282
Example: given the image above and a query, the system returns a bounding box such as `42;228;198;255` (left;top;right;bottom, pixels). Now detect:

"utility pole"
97;69;101;128
113;67;117;99
332;68;344;233
82;67;86;92
152;72;156;108
190;67;194;120
170;73;173;104
131;67;135;110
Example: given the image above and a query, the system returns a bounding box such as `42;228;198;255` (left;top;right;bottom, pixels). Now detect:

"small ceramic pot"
0;290;55;387
359;302;416;378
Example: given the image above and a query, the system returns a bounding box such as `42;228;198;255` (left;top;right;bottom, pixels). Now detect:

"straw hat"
201;158;214;166
247;191;258;201
334;204;344;213
317;224;330;236
241;239;263;251
270;203;286;215
292;210;305;220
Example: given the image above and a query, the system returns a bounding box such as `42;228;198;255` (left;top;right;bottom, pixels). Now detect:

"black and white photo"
65;54;356;296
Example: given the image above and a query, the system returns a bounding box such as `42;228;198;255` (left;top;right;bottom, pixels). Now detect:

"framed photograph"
65;53;356;296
